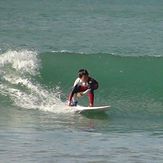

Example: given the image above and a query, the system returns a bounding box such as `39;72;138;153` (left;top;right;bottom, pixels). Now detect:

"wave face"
0;50;163;118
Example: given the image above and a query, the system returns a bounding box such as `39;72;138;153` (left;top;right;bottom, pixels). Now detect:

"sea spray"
0;50;67;113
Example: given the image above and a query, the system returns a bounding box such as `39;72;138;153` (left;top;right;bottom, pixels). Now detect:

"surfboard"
70;105;111;113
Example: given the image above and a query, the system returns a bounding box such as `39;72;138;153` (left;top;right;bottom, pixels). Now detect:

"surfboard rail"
69;105;111;113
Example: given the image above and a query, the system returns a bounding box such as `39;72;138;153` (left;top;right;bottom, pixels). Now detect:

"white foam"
0;50;69;113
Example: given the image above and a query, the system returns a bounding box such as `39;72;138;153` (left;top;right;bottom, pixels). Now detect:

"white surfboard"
70;105;111;113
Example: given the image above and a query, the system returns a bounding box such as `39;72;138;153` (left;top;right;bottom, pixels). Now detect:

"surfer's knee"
93;83;98;90
89;83;98;92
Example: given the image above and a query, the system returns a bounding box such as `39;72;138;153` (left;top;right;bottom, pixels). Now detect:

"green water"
0;0;163;162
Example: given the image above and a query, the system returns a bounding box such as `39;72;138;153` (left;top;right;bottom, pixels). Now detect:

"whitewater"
0;50;72;113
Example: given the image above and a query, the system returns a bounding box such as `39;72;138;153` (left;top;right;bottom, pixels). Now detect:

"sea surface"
0;0;163;162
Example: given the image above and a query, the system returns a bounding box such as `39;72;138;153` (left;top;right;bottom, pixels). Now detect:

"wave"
0;49;163;116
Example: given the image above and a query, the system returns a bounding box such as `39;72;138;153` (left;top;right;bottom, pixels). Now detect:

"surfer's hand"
67;101;71;106
77;92;83;97
82;89;91;95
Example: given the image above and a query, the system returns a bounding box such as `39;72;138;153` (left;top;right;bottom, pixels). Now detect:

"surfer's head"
78;69;89;82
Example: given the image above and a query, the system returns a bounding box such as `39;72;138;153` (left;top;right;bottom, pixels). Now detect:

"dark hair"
78;69;89;78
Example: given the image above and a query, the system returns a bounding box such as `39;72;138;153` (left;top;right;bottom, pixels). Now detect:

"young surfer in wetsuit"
68;69;98;107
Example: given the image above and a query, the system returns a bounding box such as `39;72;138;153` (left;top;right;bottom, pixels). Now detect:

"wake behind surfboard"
68;105;111;114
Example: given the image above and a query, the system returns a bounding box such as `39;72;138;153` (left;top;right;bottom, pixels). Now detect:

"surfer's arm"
68;85;76;102
68;78;80;105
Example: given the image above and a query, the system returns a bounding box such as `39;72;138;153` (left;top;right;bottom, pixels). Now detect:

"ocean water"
0;0;163;162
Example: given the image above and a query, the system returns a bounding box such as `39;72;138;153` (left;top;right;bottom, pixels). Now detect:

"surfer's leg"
68;85;87;106
72;86;88;105
76;86;88;97
87;84;98;107
71;93;78;106
88;91;94;107
79;86;88;92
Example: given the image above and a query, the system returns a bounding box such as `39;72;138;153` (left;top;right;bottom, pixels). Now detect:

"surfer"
68;69;98;107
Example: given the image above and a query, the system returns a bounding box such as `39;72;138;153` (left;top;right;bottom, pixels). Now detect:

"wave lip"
50;49;163;58
0;50;39;75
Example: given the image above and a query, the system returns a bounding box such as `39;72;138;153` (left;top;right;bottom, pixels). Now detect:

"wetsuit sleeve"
68;78;80;102
73;78;80;87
